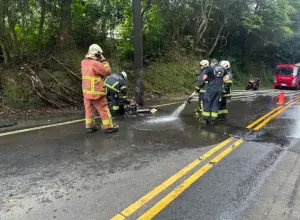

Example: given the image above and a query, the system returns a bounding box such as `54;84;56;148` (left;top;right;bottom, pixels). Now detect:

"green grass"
1;70;44;109
1;53;275;109
143;60;199;96
232;62;274;90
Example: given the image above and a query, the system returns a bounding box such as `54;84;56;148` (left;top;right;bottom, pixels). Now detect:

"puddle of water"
146;117;178;123
133;102;187;131
134;116;184;131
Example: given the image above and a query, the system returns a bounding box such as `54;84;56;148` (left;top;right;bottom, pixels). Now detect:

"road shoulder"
240;140;300;220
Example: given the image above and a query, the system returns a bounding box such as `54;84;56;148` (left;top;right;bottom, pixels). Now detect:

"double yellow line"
247;97;300;131
111;97;300;220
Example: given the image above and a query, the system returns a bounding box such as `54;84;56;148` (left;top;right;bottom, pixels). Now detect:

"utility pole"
133;0;144;106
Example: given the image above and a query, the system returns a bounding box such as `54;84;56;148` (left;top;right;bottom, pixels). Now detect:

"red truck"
274;63;300;89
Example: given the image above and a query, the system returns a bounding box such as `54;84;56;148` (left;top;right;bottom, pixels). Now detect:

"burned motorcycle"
107;97;156;116
123;100;154;116
246;76;261;90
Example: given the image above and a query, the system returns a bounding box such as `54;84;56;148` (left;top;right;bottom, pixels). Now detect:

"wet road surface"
1;90;300;220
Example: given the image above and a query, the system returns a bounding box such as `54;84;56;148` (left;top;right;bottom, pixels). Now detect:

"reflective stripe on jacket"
81;58;111;99
223;70;233;97
104;73;127;94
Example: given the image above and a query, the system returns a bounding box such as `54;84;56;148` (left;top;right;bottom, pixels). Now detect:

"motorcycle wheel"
246;85;251;90
253;84;259;90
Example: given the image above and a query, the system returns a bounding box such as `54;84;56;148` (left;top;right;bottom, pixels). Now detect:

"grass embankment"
0;51;274;110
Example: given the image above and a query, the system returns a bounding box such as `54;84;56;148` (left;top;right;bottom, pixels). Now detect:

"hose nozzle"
185;91;197;104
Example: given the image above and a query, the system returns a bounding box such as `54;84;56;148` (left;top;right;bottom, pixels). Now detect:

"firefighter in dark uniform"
219;60;233;120
104;71;129;115
196;58;229;125
195;60;210;117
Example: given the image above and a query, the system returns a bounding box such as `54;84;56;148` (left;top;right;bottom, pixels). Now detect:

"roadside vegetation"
0;0;300;110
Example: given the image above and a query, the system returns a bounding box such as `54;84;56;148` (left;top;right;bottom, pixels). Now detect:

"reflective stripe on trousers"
211;112;218;118
113;106;120;110
202;111;210;117
202;111;218;118
84;97;113;129
198;100;203;111
218;109;228;114
85;118;96;127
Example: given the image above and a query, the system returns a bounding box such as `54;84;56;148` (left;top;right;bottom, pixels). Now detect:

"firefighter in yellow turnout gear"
195;60;210;117
219;61;233;120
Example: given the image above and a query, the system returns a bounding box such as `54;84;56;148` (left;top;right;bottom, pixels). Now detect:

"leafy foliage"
0;0;300;93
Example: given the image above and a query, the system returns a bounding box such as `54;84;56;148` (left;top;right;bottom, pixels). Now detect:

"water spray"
170;91;198;118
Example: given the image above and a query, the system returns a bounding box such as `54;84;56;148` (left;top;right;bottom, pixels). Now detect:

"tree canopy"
0;0;300;69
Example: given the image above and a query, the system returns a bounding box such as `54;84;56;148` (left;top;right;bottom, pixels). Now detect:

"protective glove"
218;88;224;97
100;54;107;62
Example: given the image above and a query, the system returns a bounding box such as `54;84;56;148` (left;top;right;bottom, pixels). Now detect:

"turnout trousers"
198;82;208;113
202;86;221;121
198;92;205;112
107;89;121;111
107;89;126;115
218;97;228;120
84;96;113;129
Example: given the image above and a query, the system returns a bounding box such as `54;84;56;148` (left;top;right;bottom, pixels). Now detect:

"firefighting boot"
87;126;98;134
112;110;121;117
220;113;228;121
218;114;222;120
105;125;119;134
202;119;208;125
209;120;215;126
194;108;201;117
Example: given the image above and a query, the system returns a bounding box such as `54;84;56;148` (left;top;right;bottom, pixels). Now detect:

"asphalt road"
1;90;300;220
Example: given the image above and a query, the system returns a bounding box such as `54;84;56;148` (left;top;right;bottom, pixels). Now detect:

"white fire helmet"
86;44;103;58
199;60;209;68
121;71;127;80
219;60;231;70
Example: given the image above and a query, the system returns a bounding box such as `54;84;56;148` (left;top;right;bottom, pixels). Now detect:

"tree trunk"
7;13;18;61
57;0;74;50
141;0;152;26
0;39;10;64
133;0;144;106
195;19;207;47
207;19;227;56
194;0;213;49
37;0;46;51
0;0;8;64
